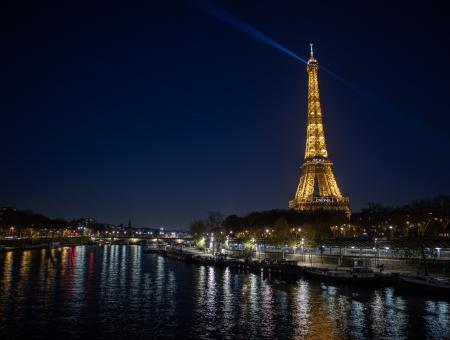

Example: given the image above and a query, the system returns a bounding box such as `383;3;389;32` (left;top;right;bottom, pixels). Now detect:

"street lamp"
301;238;305;261
210;234;214;253
435;247;441;258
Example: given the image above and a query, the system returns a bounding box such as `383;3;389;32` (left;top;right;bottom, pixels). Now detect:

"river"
0;245;449;339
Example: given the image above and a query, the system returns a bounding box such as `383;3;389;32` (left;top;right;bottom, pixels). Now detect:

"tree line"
189;195;450;247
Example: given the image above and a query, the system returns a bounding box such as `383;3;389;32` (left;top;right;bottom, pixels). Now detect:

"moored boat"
395;274;450;295
165;249;194;262
303;267;381;284
143;246;160;254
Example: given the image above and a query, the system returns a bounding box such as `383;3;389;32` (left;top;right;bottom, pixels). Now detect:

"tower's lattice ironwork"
289;44;351;215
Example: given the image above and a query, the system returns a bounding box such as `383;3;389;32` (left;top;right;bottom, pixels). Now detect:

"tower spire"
310;43;314;59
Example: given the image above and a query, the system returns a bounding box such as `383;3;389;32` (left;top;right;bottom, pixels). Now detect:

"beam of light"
189;0;398;116
319;65;398;116
189;0;308;64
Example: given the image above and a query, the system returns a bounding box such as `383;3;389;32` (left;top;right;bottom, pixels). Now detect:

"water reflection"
292;280;310;338
424;300;449;339
382;288;408;339
0;247;449;339
220;267;235;338
1;251;13;307
260;280;275;338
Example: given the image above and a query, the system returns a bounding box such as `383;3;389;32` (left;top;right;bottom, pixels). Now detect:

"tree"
223;214;241;231
205;211;224;230
301;224;317;248
272;218;291;248
189;220;207;242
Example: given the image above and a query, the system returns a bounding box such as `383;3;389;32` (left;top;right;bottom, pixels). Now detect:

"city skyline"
3;1;450;228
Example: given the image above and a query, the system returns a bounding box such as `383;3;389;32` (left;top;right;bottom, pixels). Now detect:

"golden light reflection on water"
304;284;343;339
17;251;32;296
0;247;449;339
0;251;13;310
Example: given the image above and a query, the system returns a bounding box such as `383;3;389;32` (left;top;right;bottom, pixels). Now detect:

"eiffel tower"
289;44;351;216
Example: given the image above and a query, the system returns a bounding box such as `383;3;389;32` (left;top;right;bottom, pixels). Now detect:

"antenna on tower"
310;43;314;58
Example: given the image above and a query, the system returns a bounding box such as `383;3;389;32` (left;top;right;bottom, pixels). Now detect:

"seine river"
0;245;449;339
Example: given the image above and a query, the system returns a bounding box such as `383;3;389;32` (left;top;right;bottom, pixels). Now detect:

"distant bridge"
93;235;192;242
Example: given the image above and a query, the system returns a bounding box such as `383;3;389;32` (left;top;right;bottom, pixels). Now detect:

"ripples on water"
0;246;449;339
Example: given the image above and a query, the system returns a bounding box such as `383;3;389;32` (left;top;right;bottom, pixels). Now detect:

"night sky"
3;1;450;228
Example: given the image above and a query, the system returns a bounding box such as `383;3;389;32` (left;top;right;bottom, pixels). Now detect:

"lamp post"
251;238;256;259
301;238;305;263
374;238;378;267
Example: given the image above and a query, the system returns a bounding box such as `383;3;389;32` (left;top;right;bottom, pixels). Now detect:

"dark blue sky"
3;1;450;228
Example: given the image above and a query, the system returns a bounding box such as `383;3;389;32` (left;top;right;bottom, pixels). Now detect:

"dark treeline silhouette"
355;195;450;238
223;210;348;232
190;210;349;247
189;196;450;242
353;196;450;275
359;196;450;220
0;208;69;229
0;207;115;235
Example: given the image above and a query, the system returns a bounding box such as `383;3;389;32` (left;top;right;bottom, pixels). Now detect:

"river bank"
0;237;90;251
147;245;450;297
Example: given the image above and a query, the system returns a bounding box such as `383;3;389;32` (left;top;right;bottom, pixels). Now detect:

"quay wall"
0;237;89;248
225;250;450;276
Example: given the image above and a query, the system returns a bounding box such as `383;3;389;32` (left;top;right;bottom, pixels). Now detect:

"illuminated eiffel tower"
289;44;351;216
